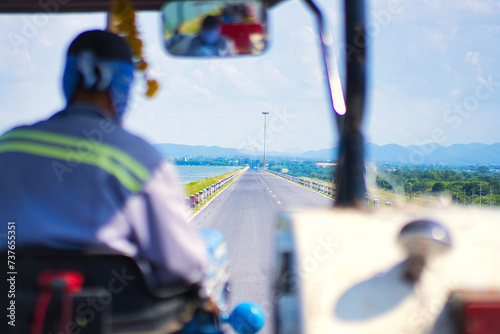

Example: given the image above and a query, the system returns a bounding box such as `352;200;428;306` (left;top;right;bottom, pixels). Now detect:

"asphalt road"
190;169;333;334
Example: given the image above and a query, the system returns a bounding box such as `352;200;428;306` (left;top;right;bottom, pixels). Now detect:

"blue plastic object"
227;302;265;334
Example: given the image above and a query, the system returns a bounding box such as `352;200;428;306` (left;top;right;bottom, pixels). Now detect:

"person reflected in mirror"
185;15;235;57
166;28;194;56
220;4;264;55
221;3;253;24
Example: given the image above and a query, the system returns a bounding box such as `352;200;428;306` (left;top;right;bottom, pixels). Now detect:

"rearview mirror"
161;0;268;57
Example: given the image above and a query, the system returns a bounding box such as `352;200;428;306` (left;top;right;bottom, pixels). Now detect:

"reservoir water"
174;165;241;185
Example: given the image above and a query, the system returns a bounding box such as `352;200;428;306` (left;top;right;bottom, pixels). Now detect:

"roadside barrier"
185;168;246;211
262;169;396;209
261;169;335;198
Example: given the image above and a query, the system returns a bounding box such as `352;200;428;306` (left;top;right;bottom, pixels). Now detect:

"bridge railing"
260;169;335;198
261;169;396;209
185;168;247;212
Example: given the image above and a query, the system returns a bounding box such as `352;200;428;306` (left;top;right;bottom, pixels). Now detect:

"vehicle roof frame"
0;0;286;13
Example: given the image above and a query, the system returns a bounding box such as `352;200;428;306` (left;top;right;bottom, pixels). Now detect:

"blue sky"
1;0;499;153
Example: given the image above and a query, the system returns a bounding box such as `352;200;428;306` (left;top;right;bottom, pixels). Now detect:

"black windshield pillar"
334;0;367;207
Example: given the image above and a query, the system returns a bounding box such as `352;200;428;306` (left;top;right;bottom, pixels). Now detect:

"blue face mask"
62;52;134;123
200;28;220;45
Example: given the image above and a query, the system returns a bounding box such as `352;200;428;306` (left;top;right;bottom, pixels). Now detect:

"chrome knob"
398;219;451;282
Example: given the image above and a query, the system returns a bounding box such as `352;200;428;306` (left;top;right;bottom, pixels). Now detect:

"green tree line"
374;166;500;206
268;161;335;183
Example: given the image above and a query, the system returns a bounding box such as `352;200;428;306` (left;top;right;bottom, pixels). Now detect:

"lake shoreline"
174;165;244;185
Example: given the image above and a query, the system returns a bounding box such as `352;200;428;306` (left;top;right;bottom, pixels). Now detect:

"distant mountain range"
154;142;500;165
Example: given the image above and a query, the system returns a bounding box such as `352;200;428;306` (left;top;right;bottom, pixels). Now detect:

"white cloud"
466;51;483;81
192;69;205;83
486;25;500;35
419;0;442;10
209;62;263;93
163;73;212;98
414;25;457;55
450;88;461;97
263;61;289;86
372;89;387;108
301;26;319;42
465;51;479;64
457;0;496;13
0;42;35;76
301;52;316;65
192;84;211;96
490;0;500;8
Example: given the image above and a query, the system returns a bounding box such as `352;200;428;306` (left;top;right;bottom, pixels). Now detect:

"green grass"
366;186;443;207
367;187;397;203
182;168;244;196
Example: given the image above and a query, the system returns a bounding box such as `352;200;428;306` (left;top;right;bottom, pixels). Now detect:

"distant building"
281;169;289;173
315;162;337;168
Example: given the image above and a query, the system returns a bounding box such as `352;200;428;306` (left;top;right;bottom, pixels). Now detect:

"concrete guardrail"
262;169;396;210
185;168;246;211
261;169;335;198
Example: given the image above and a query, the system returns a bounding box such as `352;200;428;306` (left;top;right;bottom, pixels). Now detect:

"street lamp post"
480;183;482;208
254;147;257;169
262;111;269;168
491;186;493;207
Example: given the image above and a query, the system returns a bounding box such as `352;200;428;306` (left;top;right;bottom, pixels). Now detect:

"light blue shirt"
0;104;206;287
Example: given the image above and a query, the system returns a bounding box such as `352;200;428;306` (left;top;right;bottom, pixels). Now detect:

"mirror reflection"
162;1;267;57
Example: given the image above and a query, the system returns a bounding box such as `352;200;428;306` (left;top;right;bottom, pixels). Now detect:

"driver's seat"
1;248;200;334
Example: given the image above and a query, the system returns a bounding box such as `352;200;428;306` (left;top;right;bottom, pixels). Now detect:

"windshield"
363;1;500;207
2;2;500;334
1;0;499;207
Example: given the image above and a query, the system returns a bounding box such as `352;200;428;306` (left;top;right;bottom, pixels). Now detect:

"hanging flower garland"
110;0;159;98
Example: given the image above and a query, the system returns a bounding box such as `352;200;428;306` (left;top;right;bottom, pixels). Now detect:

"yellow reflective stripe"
0;141;142;193
1;129;150;181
